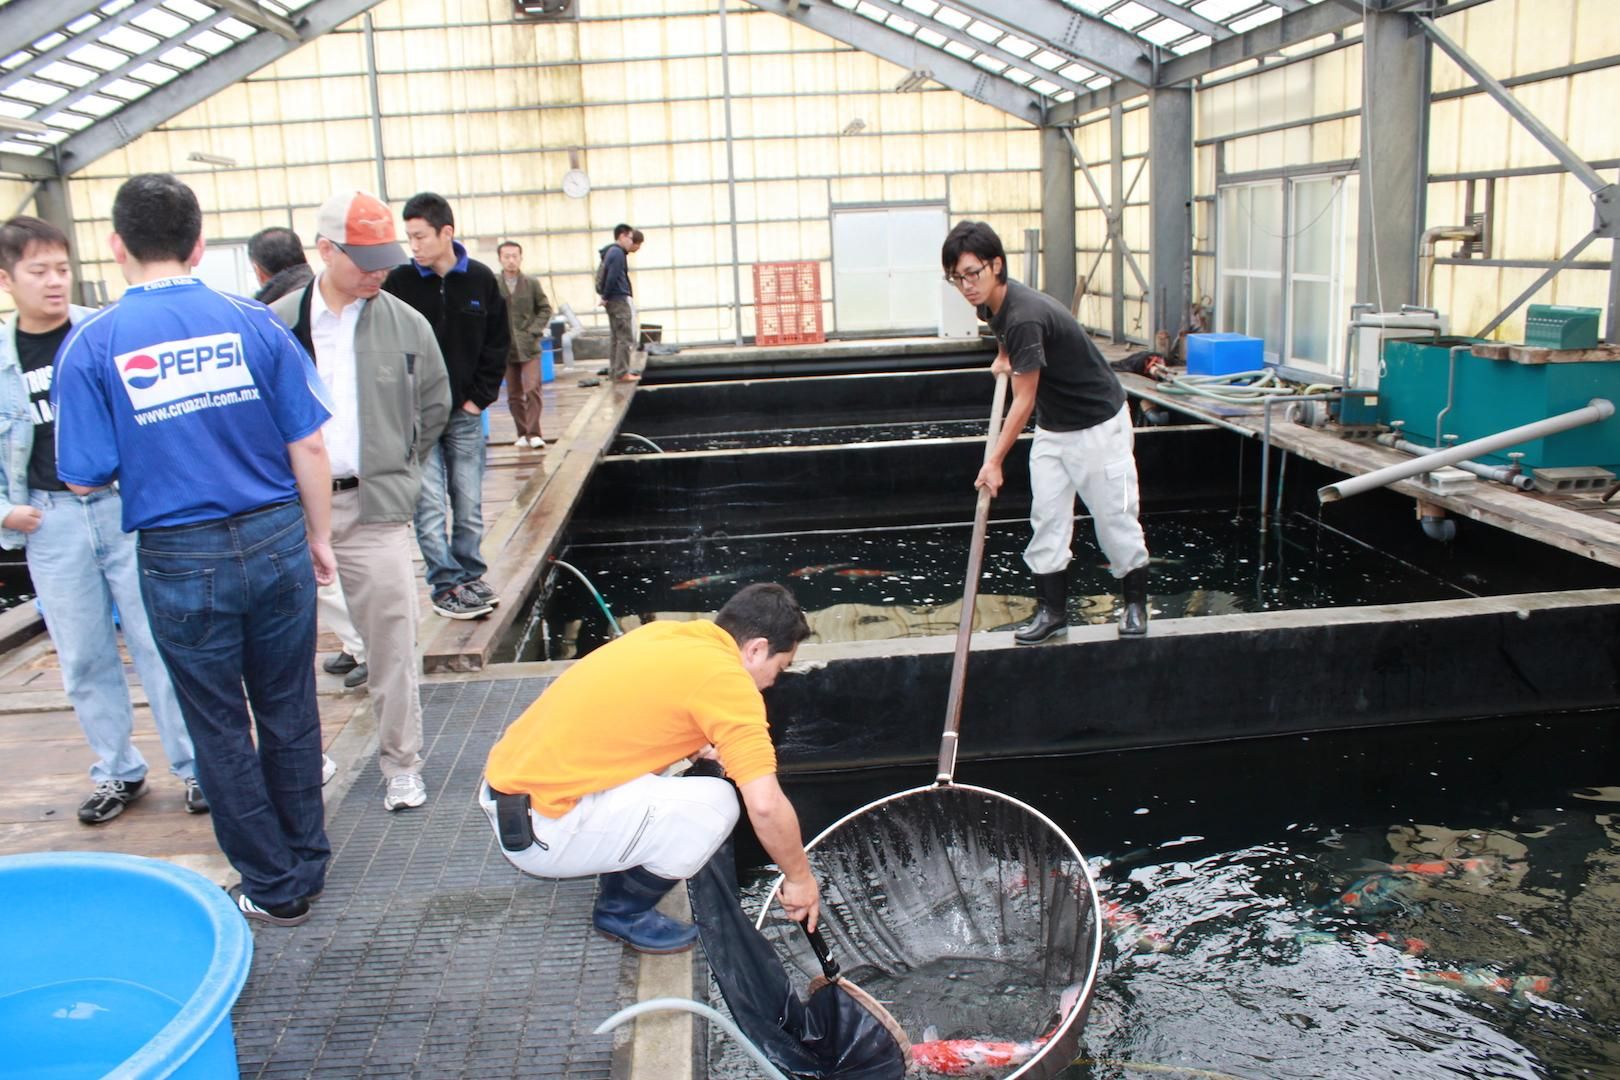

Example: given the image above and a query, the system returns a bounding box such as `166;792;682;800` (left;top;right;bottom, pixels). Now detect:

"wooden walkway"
0;361;618;879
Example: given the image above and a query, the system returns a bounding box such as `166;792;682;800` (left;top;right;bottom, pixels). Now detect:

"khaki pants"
505;355;543;439
331;488;423;778
605;298;634;378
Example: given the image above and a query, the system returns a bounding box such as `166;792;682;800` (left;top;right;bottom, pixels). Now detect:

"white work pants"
1024;404;1150;579
479;772;739;881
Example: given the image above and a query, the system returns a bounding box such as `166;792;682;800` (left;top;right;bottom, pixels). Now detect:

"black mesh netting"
690;780;1101;1080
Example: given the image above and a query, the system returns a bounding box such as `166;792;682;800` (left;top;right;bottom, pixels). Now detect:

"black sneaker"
184;776;209;814
462;579;501;608
230;885;311;927
431;585;493;620
343;663;369;689
323;651;360;675
78;778;146;824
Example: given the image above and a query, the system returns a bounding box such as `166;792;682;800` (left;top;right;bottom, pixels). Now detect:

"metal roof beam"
0;0;108;59
854;0;1092;97
946;0;1155;86
0;149;60;179
56;0;386;174
742;0;1048;124
206;0;303;42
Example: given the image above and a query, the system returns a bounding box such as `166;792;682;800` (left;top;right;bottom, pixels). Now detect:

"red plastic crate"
753;262;825;345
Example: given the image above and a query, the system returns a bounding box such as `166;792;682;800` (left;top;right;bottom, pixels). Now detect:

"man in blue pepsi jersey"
53;173;337;928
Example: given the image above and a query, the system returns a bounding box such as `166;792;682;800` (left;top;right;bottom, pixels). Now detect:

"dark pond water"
610;417;1031;452
504;507;1483;663
709;709;1620;1078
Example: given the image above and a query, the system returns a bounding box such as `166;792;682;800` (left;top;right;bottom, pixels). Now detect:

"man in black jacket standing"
383;192;510;620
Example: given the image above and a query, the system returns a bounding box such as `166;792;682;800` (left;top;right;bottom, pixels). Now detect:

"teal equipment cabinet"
1377;338;1620;471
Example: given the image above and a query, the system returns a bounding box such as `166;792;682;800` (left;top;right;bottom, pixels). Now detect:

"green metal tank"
1376;337;1619;471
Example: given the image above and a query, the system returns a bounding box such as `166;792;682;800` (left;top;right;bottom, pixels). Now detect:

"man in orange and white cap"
269;191;451;814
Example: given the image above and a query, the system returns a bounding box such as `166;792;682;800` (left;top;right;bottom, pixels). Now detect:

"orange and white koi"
1402;968;1553;998
910;985;1083;1077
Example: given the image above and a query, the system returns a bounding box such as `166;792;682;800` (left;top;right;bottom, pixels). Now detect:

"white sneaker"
384;773;427;811
528;436;547;449
321;754;337;786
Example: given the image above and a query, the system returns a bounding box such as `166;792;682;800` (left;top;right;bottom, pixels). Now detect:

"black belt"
491;786;545;851
332;476;359;492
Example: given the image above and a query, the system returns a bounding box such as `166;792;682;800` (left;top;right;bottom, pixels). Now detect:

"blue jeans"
25;487;194;784
414;406;488;597
137;500;328;907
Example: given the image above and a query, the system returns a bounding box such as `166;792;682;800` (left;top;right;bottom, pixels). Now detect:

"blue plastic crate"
1186;333;1264;376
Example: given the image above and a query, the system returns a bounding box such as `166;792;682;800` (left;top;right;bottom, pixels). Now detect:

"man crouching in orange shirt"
480;583;820;953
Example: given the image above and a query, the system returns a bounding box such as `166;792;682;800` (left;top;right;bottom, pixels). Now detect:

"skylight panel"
4;79;67;106
1003;67;1036;85
100;0;138;15
916;27;947;47
100;77;148;99
37;60;98;87
943;39;976;60
159;45;207;69
132;9;191;37
966;19;1000;43
1087;74;1113;89
33;34;68;52
218;18;256;38
101;26;160;54
1103;2;1155;31
887;14;919;35
68;43;128;71
190;29;233;54
1192;0;1253;19
1171;33;1212;55
130;61;180;84
49;110;92;130
971;54;1007;74
1060;0;1109;12
74;93;122;116
999;35;1037;58
1030;50;1065;70
4;52;31;71
1053;89;1075;103
855;1;887;22
1138;18;1194;47
1030;78;1062;95
901;0;939;15
933;4;970;30
1058;62;1094;81
1230;6;1282;32
164;0;215;19
66;14;102;34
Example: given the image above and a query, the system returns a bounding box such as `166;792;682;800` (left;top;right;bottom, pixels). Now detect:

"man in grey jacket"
272;191;451;813
496;240;551;449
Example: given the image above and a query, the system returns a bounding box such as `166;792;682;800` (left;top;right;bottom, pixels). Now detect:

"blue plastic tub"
0;852;252;1079
1186;333;1265;376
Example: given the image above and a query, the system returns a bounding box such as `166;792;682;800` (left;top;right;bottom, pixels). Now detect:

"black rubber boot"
1120;566;1149;637
592;866;700;954
1014;572;1069;645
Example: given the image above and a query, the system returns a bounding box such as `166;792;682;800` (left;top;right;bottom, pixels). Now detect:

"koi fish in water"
836;567;895;578
670;567;763;590
789;563;854;578
1331;871;1418;915
1403;968;1553;999
910;984;1083;1077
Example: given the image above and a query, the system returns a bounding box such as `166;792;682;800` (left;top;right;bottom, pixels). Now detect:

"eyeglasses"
945;263;990;289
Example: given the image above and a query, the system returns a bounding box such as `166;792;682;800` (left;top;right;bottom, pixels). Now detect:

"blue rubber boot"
592;866;701;954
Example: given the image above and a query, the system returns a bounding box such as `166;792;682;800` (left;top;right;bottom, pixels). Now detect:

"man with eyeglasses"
942;220;1150;642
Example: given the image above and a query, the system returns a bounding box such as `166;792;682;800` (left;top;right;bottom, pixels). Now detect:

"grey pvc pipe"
1319;399;1614;502
1376;433;1536;490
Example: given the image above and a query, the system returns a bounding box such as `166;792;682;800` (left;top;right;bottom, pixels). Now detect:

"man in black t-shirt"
942;220;1150;641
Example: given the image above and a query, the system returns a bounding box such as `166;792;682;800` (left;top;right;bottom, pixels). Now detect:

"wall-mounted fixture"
894;69;933;93
841;118;866;136
187;151;238;167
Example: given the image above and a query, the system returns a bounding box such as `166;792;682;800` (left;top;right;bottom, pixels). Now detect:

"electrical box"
1339;312;1446;426
1524;305;1600;350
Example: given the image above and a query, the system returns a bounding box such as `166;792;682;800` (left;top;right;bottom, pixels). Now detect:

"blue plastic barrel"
0;852;253;1079
540;340;555;383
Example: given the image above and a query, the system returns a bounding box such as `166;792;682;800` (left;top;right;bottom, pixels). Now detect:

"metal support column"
1040;126;1076;309
718;0;745;346
1110;104;1126;341
363;14;388;203
1149;86;1193;340
1356;7;1429;312
1609;233;1620;345
31;175;84;304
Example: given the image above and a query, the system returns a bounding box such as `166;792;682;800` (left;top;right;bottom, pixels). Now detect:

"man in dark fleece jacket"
383;192;510;620
596;224;641;382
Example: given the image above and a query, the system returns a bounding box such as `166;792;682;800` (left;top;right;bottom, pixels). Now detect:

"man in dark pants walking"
53;173;337;926
383;192;509;621
943;220;1151;641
